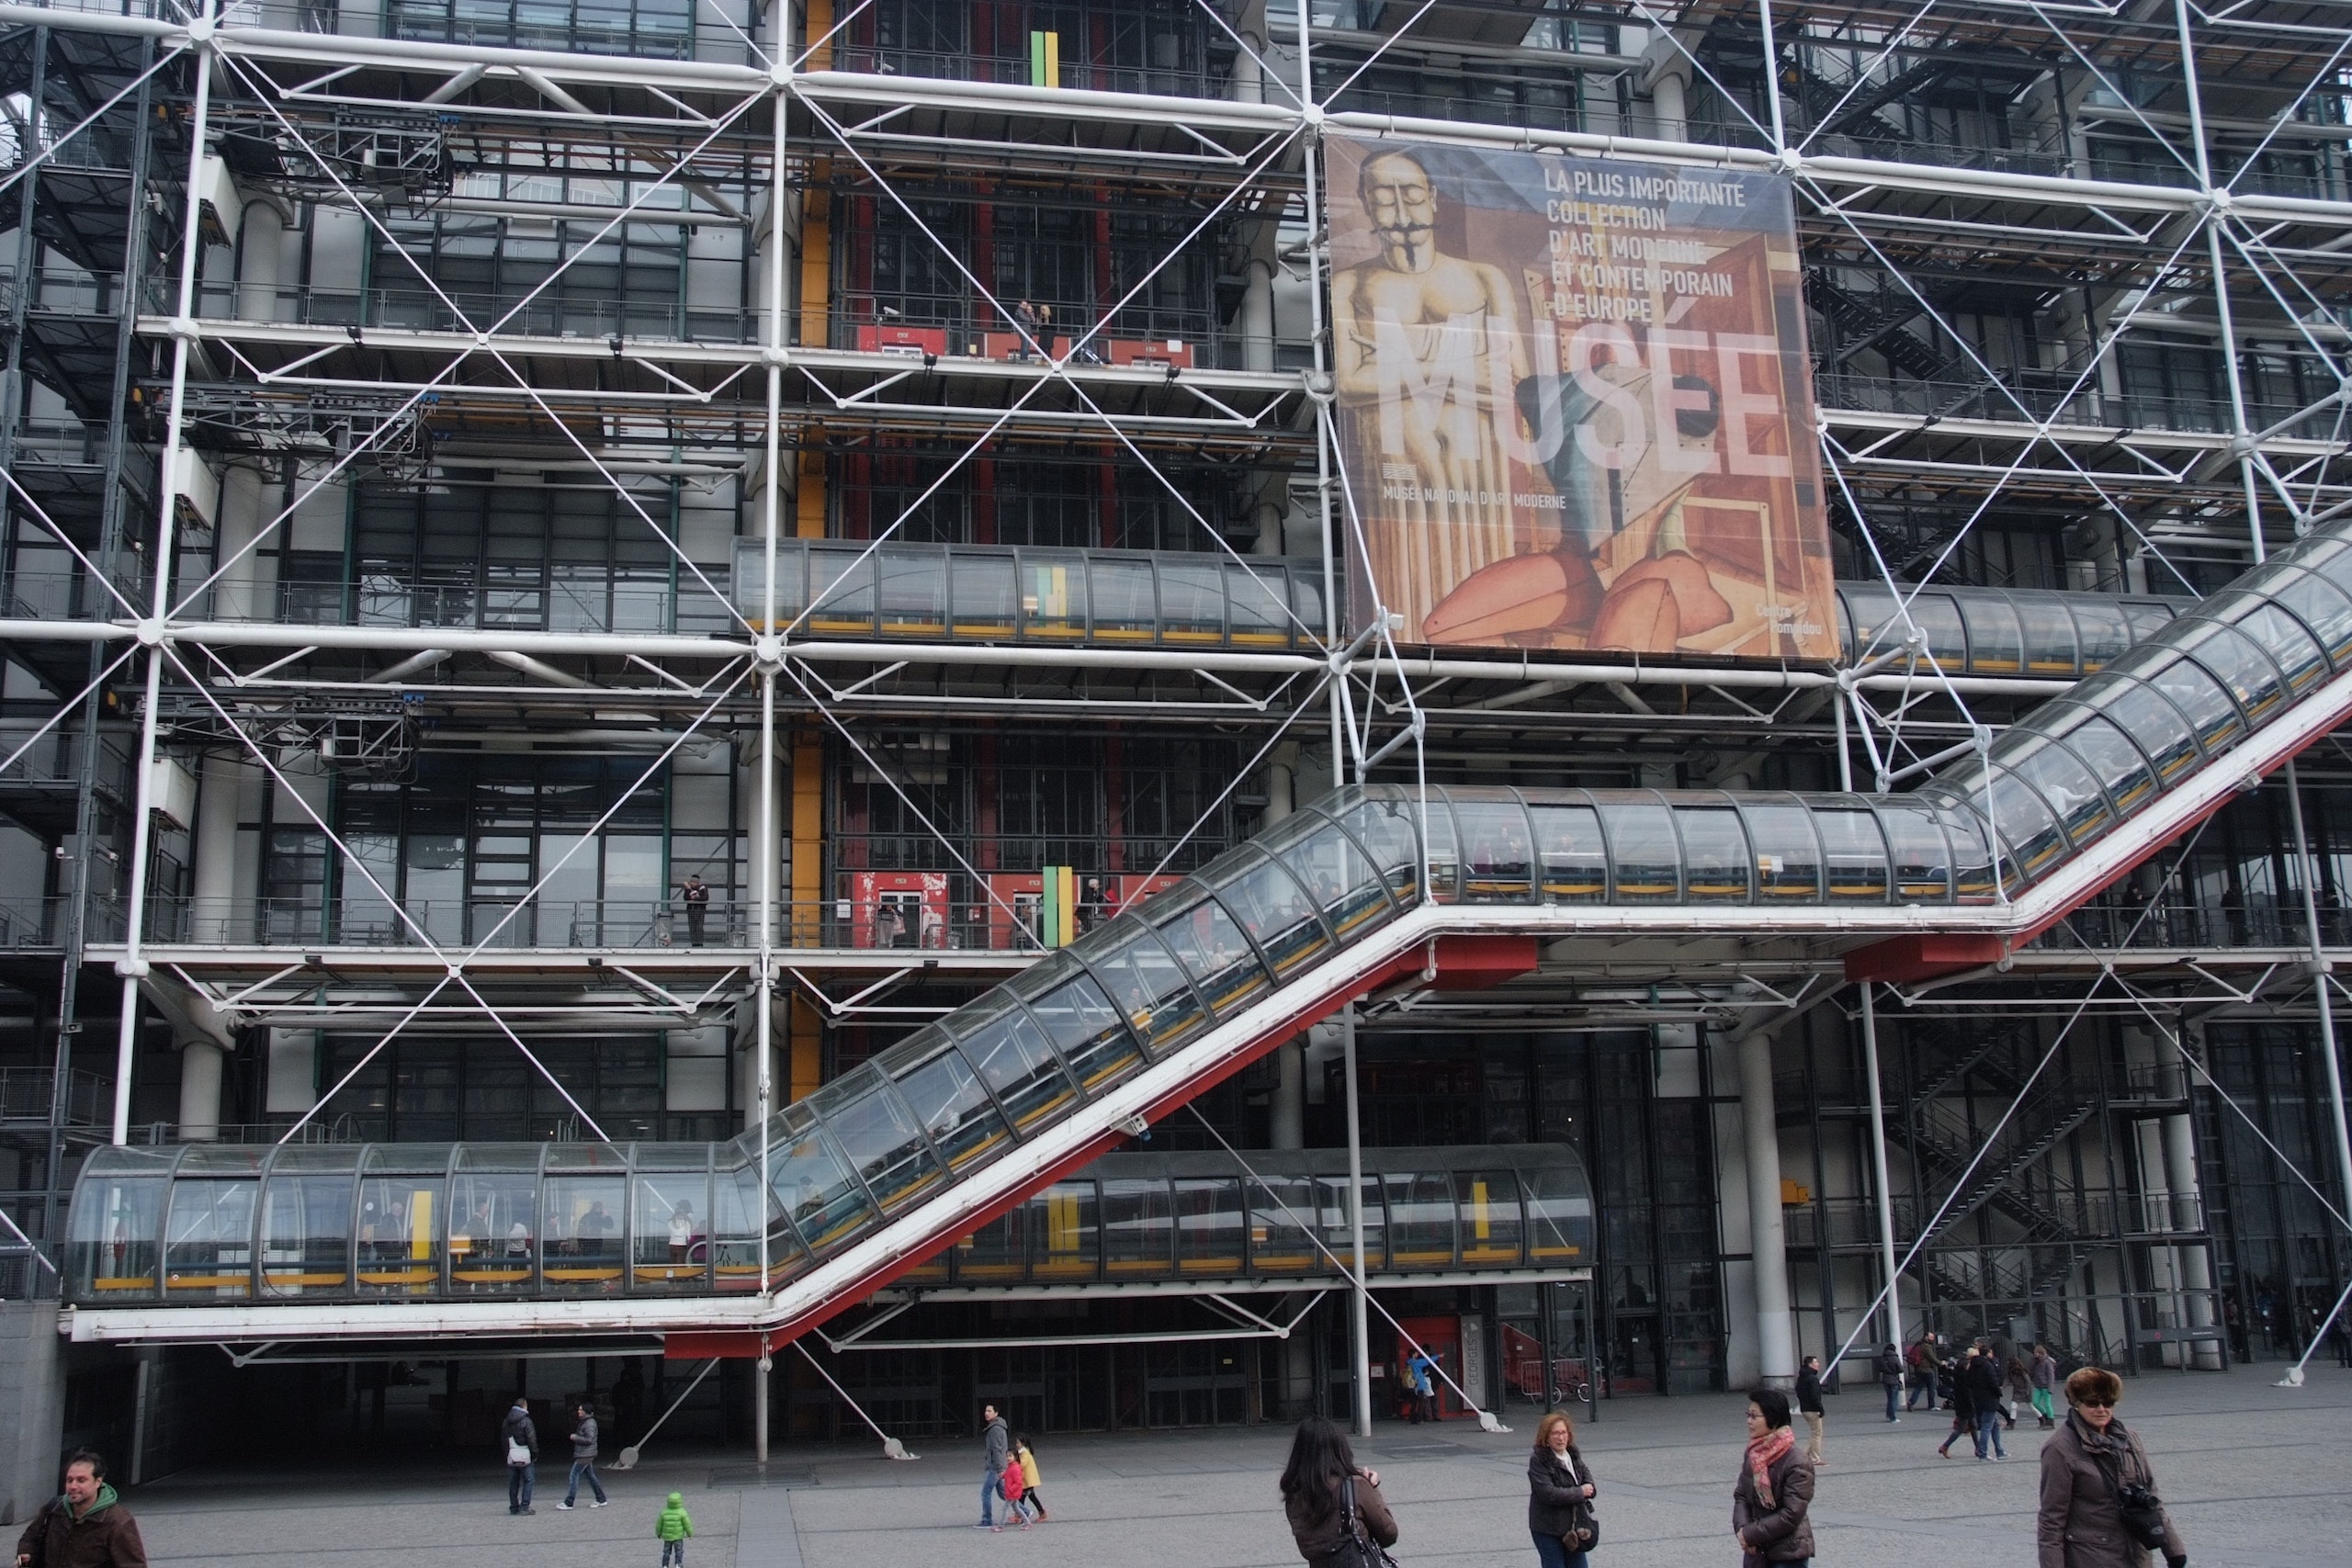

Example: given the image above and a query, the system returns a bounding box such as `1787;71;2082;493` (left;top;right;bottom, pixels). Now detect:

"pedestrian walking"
1966;1345;2008;1461
679;874;709;945
1526;1410;1598;1568
2036;1367;2187;1568
560;1401;609;1508
1406;1348;1438;1424
975;1402;1011;1530
1905;1335;1939;1411
1282;1416;1396;1565
13;1450;146;1568
2030;1345;2060;1428
1936;1348;1976;1458
1732;1389;1815;1568
1794;1355;1826;1465
655;1491;694;1567
1001;1445;1031;1530
2005;1354;2032;1429
1874;1342;1905;1423
503;1395;538;1515
1016;1436;1048;1522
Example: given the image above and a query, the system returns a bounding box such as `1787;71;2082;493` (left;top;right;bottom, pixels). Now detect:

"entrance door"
1395;1315;1462;1419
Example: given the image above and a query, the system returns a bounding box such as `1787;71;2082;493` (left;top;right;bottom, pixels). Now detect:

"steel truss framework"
0;0;2346;1399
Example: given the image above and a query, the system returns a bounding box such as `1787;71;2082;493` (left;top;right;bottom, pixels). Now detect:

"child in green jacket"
657;1491;695;1566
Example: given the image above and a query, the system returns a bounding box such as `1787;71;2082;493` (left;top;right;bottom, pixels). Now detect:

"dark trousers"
508;1461;535;1512
1532;1530;1589;1568
684;907;706;944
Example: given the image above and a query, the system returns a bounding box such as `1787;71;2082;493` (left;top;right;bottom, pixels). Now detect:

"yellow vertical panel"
789;721;825;1101
797;181;830;351
1057;865;1076;947
802;0;832;71
1473;1179;1489;1241
410;1189;433;1260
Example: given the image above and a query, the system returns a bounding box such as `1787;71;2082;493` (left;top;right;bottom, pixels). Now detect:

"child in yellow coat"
1016;1437;1047;1522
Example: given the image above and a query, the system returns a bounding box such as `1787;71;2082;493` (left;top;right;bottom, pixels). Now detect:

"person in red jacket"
15;1450;146;1568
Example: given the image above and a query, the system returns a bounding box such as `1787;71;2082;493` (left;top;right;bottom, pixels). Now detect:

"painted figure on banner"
1326;136;1839;664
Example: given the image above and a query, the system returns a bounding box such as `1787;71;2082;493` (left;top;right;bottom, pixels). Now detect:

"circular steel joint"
754;634;786;671
135;619;164;648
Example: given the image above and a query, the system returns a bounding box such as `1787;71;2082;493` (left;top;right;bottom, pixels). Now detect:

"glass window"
1082;921;1206;1056
1420;797;1463;904
1875;801;1952;902
2272;570;2352;669
1385;1171;1455;1267
1959;592;2025;674
356;1173;444;1296
768;1119;876;1255
955;1203;1032;1282
1019;549;1087;638
1318;1175;1385;1270
1674;804;1752;902
1158;558;1226;644
1838;582;1900;659
1457;1169;1523;1266
1102;1176;1174;1276
1740;797;1821;900
72;1171;164;1300
1088;556;1156;641
1519;1162;1592;1264
1227;561;1293;648
2069;600;2133;671
1531;800;1606;903
1210;852;1331;977
1904;591;1967;671
1592;792;1681;901
2014;595;2081;675
1034;1179;1097;1280
162;1180;256;1298
1984;764;2068;884
1919;793;1997;904
892;1040;1013;1172
259;1172;354;1298
2178;621;2288;728
1815;807;1890;903
745;539;807;627
713;1161;799;1292
2233;601;2331;697
1151;895;1271;1019
1025;971;1146;1093
2098;678;2202;784
1453;797;1534;902
875;544;947;637
1290;571;1327;647
2043;709;2160;818
1278;815;1396;941
632;1168;712;1292
1248;1176;1321;1272
541;1176;626;1292
2121;600;2181;643
1335;794;1424;905
805;543;876;635
2143;651;2246;755
447;1171;537;1293
816;1069;944;1213
955;1005;1081;1132
949;549;1018;637
2005;736;2113;848
1174;1179;1247;1274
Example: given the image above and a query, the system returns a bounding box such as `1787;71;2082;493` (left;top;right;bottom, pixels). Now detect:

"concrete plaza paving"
120;1364;2352;1568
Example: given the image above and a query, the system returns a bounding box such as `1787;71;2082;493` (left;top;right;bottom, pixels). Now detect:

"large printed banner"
1326;136;1838;661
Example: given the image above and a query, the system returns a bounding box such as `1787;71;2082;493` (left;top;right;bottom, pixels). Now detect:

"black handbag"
1323;1476;1400;1568
2094;1445;2169;1551
1558;1450;1600;1551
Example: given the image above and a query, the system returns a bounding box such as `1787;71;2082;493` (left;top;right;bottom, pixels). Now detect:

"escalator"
62;513;2352;1346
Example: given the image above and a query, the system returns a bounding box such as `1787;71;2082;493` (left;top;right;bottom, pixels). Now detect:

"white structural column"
110;16;217;1145
2158;1043;2221;1370
1737;1022;1797;1386
175;1040;224;1142
1643;36;1690;141
1859;984;1906;1351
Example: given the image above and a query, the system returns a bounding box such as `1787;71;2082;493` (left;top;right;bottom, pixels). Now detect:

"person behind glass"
1282;1417;1396;1565
1732;1388;1815;1568
1525;1410;1597;1568
679;874;709;946
1874;1342;1905;1424
1794;1355;1826;1465
2036;1367;2187;1568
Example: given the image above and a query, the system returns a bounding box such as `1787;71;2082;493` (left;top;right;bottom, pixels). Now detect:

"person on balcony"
679;874;709;946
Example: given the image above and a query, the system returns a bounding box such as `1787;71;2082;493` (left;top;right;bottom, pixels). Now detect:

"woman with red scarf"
1732;1388;1815;1567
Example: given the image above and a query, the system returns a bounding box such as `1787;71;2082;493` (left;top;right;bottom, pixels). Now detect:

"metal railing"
0;1068;111;1127
174;279;754;346
827;43;1225;100
1815;373;2333;441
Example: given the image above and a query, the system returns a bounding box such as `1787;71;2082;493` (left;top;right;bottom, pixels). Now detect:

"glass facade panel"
814;1069;944;1213
1814;807;1890;903
1151;895;1271;1019
875;545;947;636
2099;679;2203;784
1453;797;1535;901
2049;711;2160;817
893;1041;1013;1171
769;1119;876;1254
356;1173;444;1296
1983;765;2069;884
2069;600;2135;670
1531;800;1606;902
260;1173;355;1297
162;1181;256;1298
1102;1177;1173;1275
1335;795;1425;905
2180;622;2289;727
1088;557;1156;640
631;1168;712;1291
1593;793;1680;901
805;545;876;635
1876;801;1952;902
1421;796;1463;903
1173;1179;1246;1274
1278;816;1395;940
1385;1172;1455;1267
1457;1169;1522;1265
2005;735;2115;848
2235;602;2332;694
2272;570;2352;668
1741;798;1822;900
950;550;1017;637
1248;1176;1320;1271
447;1171;537;1292
1210;852;1331;977
1159;558;1225;643
1024;972;1145;1092
1081;921;1204;1055
1033;1180;1098;1280
1674;805;1752;902
2143;652;2246;755
542;1175;626;1292
955;1006;1081;1132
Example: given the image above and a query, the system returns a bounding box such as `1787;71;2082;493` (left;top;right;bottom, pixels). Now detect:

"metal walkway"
62;513;2352;1345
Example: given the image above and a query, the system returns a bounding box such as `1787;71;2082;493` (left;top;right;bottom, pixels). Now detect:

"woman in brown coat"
2036;1367;2188;1568
1282;1416;1397;1564
1732;1387;1815;1567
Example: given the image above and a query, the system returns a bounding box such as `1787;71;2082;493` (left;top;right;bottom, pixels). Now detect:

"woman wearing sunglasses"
2036;1367;2188;1568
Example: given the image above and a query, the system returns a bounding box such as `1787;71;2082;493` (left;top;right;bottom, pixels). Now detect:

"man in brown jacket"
14;1450;147;1568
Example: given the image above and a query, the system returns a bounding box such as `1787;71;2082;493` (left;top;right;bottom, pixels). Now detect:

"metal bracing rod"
1790;0;1939;157
1131;671;1336;891
272;976;455;1145
753;71;786;1403
110;12;218;1145
2284;769;2352;1273
1858;982;1907;1348
0;37;185;206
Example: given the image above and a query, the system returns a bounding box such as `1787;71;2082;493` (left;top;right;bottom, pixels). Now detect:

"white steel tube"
112;18;215;1145
1859;983;1906;1350
1341;1001;1374;1438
